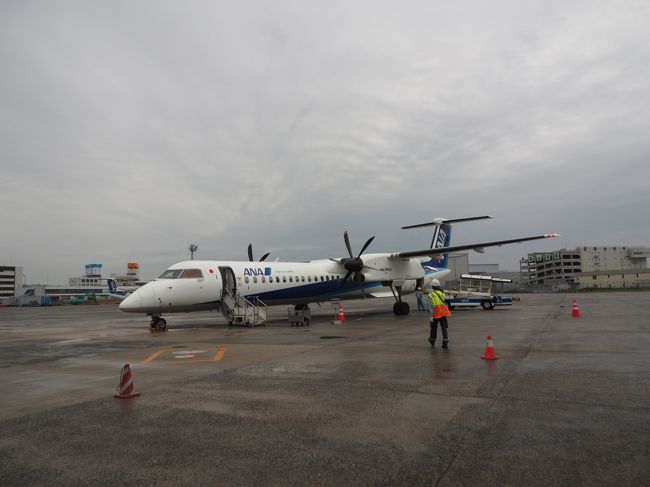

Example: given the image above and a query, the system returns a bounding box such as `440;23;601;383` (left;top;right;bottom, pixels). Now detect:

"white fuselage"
119;254;450;314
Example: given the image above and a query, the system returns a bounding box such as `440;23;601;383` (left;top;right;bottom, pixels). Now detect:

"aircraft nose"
119;292;143;312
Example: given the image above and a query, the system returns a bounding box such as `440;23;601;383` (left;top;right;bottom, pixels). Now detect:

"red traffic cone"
337;305;346;322
114;364;141;399
481;336;500;360
571;298;581;318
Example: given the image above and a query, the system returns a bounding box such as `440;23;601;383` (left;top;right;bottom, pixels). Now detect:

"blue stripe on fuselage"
249;279;382;302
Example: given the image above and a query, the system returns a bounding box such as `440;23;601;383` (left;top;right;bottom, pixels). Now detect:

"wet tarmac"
0;293;648;486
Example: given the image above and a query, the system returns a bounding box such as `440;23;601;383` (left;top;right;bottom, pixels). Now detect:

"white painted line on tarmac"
52;338;91;346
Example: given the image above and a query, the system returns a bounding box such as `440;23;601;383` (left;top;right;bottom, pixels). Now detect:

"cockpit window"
159;269;183;279
179;269;203;279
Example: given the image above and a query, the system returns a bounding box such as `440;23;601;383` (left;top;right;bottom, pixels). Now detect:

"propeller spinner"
335;231;376;284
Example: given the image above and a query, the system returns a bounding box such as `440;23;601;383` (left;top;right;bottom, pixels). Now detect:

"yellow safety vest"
429;290;451;319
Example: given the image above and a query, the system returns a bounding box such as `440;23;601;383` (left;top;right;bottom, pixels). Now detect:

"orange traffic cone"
337;305;346;322
114;364;141;399
481;336;500;360
571;298;581;318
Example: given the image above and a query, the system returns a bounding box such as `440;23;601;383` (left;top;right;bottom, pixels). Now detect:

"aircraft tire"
398;302;410;315
158;318;167;330
393;302;401;315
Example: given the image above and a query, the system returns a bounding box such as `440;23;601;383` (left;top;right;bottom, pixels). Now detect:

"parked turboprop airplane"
119;216;558;329
106;279;139;299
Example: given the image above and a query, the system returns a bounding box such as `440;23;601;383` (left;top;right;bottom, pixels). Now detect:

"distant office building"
110;262;146;287
69;263;103;287
0;266;23;298
520;246;650;289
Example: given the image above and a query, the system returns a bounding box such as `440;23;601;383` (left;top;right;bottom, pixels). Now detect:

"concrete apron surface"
0;293;648;486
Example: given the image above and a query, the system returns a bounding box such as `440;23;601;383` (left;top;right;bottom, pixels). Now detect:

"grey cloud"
1;0;649;282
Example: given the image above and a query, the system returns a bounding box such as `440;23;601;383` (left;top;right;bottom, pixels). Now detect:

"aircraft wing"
391;233;559;260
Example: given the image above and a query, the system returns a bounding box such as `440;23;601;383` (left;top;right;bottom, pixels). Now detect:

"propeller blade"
343;231;354;258
341;271;353;285
357;235;375;257
260;252;271;262
247;243;254;262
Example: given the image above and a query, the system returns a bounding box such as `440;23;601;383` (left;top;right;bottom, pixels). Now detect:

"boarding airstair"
221;289;267;326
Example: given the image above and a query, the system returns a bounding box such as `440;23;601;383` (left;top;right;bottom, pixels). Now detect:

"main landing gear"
390;285;410;316
393;301;410;315
148;314;167;332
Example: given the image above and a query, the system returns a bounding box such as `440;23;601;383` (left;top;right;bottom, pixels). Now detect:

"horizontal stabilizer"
393;233;559;260
401;215;492;230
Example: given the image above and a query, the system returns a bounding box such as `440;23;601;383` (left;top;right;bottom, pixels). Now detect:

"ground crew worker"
428;279;451;349
415;287;426;311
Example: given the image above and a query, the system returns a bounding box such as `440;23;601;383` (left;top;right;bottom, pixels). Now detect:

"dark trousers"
429;317;449;344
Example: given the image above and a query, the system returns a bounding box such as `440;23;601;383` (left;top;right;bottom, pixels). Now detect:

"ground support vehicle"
445;274;514;310
288;308;311;326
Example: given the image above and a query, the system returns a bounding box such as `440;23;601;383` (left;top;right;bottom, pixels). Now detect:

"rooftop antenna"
189;243;198;260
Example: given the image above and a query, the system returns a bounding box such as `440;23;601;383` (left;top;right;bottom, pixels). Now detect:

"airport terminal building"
2;263;145;306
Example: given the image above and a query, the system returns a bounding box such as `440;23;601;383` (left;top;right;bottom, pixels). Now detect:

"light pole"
189;243;198;260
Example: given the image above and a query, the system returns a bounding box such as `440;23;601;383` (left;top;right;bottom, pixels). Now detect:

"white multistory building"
0;266;23;299
520;246;650;289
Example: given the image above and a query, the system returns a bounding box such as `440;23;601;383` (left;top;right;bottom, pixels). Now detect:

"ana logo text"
243;267;272;276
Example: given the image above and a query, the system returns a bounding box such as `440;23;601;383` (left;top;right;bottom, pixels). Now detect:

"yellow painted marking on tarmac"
156;346;227;365
142;349;169;365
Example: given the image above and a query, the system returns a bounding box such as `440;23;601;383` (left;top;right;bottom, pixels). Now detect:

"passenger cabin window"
159;269;183;279
282;276;286;282
289;276;293;282
261;276;266;283
307;276;312;282
245;276;250;284
253;276;258;283
179;269;203;279
301;276;305;282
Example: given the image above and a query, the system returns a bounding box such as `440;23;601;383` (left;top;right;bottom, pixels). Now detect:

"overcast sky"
1;0;649;283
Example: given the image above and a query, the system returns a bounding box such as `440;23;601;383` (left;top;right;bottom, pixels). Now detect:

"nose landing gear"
148;314;167;332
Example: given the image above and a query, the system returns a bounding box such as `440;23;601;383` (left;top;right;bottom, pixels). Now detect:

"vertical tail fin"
107;279;118;293
423;223;452;268
401;216;492;270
